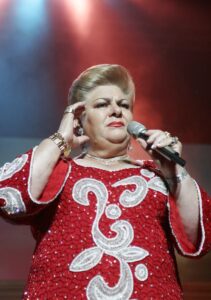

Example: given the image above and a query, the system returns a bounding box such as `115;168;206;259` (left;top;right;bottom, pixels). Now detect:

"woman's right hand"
58;102;89;149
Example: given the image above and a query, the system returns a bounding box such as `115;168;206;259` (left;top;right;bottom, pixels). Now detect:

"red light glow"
64;0;92;37
0;0;10;24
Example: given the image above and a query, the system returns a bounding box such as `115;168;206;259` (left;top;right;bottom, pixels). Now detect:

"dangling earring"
78;127;84;136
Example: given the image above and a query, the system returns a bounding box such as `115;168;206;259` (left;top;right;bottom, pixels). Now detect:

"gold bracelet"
49;132;71;157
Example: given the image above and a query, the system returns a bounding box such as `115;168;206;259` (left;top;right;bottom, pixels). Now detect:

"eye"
120;103;130;109
95;102;108;108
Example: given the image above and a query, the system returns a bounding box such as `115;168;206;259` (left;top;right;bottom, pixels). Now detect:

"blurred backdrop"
0;0;211;298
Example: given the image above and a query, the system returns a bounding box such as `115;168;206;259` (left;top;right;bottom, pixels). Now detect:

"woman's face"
82;85;134;148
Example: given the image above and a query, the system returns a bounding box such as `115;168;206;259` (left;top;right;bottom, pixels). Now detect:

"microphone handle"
155;147;186;167
137;132;186;167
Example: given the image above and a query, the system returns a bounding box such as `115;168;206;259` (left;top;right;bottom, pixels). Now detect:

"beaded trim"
167;179;205;256
28;147;71;204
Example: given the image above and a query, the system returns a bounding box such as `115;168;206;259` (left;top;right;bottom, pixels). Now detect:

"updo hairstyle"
68;64;135;105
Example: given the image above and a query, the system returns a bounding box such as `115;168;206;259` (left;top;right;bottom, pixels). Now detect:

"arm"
167;173;211;256
0;102;89;221
137;129;210;254
166;165;199;245
30;102;89;199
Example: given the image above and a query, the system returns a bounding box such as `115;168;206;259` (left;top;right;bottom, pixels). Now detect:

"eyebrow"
94;97;129;102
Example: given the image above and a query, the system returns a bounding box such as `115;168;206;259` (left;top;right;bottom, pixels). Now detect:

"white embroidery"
140;169;155;178
135;264;148;281
71;178;149;300
148;176;168;195
69;247;103;272
87;259;133;300
105;204;121;220
72;178;108;207
0;187;26;214
112;176;148;208
0;154;28;181
93;220;134;253
117;246;149;263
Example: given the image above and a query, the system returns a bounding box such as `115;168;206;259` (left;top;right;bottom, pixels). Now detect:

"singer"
0;64;210;299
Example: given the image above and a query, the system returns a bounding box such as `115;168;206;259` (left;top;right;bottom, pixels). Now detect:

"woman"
0;64;210;299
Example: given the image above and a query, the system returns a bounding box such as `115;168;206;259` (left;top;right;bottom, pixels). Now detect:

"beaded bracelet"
165;168;189;185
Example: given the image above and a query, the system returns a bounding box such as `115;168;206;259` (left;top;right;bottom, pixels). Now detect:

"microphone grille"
127;121;146;136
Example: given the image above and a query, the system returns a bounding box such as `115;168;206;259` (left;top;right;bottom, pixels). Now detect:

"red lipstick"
108;121;124;127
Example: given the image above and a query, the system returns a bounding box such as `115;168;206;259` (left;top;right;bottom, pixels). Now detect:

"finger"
157;135;181;148
74;135;89;147
152;134;171;149
146;131;163;144
156;137;172;148
64;102;86;118
137;132;163;149
71;101;86;110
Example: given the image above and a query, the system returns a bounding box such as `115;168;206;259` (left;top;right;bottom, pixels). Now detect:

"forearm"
28;102;89;200
31;139;62;199
167;168;199;245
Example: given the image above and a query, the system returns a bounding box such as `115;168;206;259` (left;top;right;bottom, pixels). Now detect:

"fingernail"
151;144;156;149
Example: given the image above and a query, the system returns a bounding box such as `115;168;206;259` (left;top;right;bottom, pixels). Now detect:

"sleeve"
167;181;211;257
0;147;71;224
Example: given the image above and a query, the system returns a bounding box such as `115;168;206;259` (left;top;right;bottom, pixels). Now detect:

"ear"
80;111;86;128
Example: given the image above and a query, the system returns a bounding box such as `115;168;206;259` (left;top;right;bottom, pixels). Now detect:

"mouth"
107;121;124;128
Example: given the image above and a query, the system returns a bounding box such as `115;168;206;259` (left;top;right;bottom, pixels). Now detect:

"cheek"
86;110;106;125
125;110;133;122
82;111;104;134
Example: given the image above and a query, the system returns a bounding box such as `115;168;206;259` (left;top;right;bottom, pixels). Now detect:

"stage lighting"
64;0;91;36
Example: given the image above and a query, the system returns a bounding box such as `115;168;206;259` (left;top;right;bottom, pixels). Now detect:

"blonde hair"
68;64;135;104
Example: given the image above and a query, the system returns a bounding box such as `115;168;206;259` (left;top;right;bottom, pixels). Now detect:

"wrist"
164;168;189;193
49;132;72;157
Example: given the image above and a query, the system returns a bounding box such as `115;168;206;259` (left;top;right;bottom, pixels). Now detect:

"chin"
107;133;129;144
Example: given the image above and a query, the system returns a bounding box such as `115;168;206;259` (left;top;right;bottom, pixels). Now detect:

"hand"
137;129;183;178
58;102;89;149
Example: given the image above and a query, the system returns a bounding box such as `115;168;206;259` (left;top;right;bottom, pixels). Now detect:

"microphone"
127;121;186;167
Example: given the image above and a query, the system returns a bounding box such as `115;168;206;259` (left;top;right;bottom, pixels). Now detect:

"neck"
87;139;129;159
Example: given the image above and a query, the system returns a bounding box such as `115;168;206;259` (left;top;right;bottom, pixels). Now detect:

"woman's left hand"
137;129;182;178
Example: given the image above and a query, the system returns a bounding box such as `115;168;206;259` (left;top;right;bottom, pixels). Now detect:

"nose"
110;102;122;117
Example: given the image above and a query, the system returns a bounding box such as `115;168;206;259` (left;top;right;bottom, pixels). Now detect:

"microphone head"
127;121;146;137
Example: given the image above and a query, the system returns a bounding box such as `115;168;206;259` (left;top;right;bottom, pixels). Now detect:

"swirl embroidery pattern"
0;187;26;215
70;178;150;300
0;154;28;181
0;154;28;215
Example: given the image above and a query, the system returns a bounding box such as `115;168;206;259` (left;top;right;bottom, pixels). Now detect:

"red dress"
0;148;210;300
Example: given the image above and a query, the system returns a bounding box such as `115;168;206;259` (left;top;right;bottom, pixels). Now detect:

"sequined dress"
0;148;210;300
